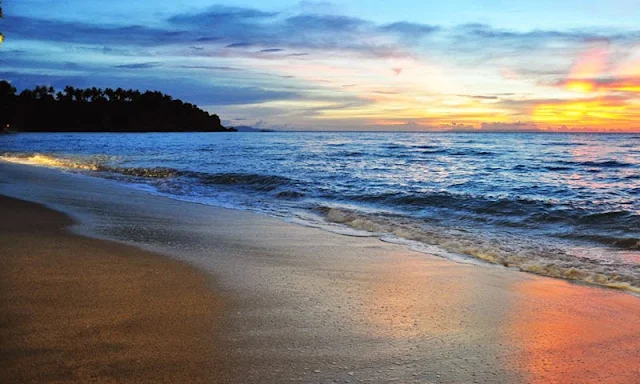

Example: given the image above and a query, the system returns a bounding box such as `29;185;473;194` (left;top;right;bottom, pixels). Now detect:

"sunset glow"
2;1;640;131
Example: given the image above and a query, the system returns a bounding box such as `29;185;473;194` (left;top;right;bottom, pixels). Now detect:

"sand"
0;196;227;383
1;160;640;383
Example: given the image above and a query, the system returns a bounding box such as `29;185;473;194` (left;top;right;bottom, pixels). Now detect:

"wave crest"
321;207;640;293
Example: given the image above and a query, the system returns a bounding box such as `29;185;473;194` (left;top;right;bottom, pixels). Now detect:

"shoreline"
1;153;638;295
0;195;230;383
1;161;640;383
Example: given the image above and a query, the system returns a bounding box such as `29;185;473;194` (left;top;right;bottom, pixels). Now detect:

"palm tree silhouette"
0;81;232;132
1;1;4;44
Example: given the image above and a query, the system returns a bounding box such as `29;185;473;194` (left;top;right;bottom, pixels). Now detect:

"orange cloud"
569;45;609;80
532;97;639;130
559;77;640;94
533;43;640;131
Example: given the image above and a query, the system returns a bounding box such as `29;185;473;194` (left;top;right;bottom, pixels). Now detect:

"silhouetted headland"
0;81;235;132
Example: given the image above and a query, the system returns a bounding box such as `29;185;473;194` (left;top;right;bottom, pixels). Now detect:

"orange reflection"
506;279;640;384
362;254;469;339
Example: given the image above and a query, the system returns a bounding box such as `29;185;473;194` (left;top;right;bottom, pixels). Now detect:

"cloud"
456;94;500;100
455;23;635;43
175;65;245;71
167;5;278;26
379;22;440;39
2;16;191;46
284;14;368;32
8;5;640;62
260;48;284;53
114;62;162;69
226;42;254;48
478;122;541;132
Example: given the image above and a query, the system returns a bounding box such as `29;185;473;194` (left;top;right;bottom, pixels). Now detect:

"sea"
1;132;639;292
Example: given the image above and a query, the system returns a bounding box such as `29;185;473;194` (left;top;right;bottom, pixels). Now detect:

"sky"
2;0;640;131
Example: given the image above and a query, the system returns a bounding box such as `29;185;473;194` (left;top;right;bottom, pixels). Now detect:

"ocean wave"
197;172;295;191
342;189;640;235
352;190;552;217
577;210;636;224
539;142;588;146
418;149;448;154
276;190;306;198
556;160;635;168
543;165;573;171
0;153;104;171
335;150;365;157
450;150;496;156
319;206;640;293
1;152;299;192
560;233;640;250
108;166;180;178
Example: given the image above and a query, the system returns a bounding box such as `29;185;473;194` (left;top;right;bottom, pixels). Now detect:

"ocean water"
1;132;639;292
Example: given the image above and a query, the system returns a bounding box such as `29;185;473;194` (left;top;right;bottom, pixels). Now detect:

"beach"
1;160;640;383
0;195;227;383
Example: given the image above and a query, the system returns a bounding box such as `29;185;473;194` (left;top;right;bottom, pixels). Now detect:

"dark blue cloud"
379;22;440;38
7;5;637;59
167;5;278;26
455;23;640;44
114;62;162;69
176;65;245;71
2;16;192;46
226;42;254;48
284;14;369;32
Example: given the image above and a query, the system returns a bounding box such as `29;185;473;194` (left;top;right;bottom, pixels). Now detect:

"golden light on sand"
506;279;640;384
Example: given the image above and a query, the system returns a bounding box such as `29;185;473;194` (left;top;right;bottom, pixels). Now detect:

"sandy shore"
1;160;640;383
0;196;226;383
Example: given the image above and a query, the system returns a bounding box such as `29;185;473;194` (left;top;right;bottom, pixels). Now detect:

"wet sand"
1;161;640;383
0;196;226;383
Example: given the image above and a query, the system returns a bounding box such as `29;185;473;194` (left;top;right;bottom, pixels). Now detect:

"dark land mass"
0;80;236;132
231;125;274;132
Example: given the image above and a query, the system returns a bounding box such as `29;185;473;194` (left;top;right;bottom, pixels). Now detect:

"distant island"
0;81;236;133
231;125;274;133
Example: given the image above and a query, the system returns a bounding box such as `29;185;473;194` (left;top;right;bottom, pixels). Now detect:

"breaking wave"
319;207;640;293
0;152;298;193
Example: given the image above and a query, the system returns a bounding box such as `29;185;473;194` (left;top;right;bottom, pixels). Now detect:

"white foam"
321;207;640;293
0;153;102;171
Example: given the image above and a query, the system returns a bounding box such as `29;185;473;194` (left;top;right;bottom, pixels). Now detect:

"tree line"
0;81;235;132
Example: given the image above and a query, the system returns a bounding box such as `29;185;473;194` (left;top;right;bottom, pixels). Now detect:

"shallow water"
2;132;639;291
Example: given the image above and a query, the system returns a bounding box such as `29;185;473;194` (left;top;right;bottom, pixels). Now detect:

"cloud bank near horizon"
1;2;640;131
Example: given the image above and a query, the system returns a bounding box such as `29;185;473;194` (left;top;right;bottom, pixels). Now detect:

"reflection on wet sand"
365;253;470;339
506;279;640;383
358;253;520;382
